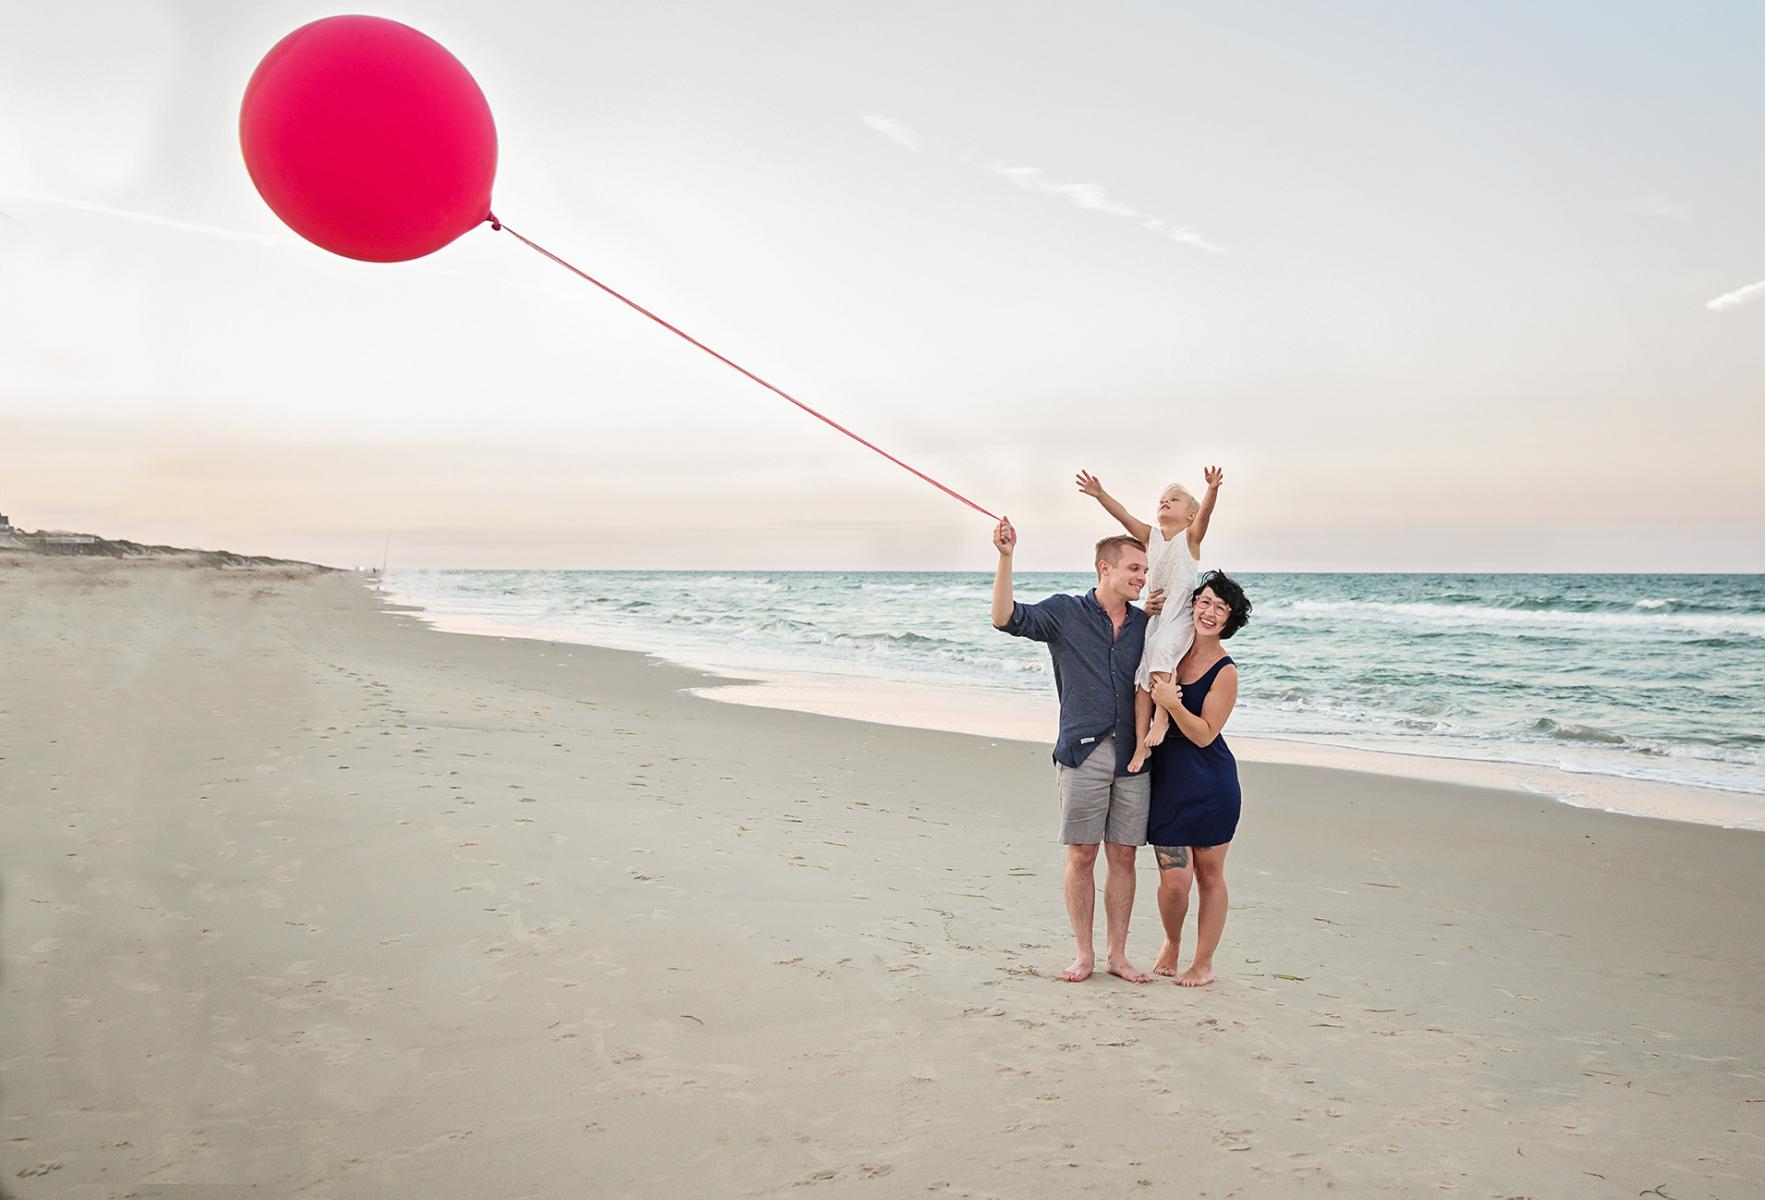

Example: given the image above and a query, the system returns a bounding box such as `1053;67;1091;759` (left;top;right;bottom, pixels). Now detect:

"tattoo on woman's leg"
1154;845;1189;871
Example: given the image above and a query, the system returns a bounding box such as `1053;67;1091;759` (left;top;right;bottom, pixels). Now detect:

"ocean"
384;570;1765;817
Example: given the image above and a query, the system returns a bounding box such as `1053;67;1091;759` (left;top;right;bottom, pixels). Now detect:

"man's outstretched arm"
991;517;1018;628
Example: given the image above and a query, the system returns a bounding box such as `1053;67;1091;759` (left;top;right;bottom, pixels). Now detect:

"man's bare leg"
1126;688;1154;774
1102;842;1151;983
1060;843;1100;981
1177;842;1231;987
1152;845;1193;976
1144;672;1174;748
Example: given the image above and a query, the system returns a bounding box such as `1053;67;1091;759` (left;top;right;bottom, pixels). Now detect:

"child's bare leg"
1126;687;1153;774
1145;672;1173;747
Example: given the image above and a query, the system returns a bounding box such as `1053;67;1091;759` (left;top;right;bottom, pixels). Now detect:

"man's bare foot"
1058;956;1095;983
1126;745;1150;774
1107;958;1152;984
1153;942;1181;976
1175;962;1214;987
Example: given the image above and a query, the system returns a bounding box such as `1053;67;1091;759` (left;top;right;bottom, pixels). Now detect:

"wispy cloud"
857;114;1224;256
4;189;283;246
991;165;1224;254
1706;279;1765;313
860;114;921;151
1631;195;1690;221
992;167;1140;218
1;188;592;300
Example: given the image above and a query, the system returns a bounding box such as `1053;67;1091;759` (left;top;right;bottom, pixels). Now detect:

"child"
1076;466;1223;774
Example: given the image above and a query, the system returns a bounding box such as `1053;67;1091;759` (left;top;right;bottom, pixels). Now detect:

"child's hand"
993;517;1017;556
1074;470;1105;499
1204;465;1224;489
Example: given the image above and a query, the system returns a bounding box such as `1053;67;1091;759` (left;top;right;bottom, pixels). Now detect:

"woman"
1145;571;1252;987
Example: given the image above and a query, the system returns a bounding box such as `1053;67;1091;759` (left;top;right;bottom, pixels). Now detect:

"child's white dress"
1136;525;1200;690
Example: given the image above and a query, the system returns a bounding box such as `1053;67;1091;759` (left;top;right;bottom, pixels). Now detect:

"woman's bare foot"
1058;955;1095;983
1126;745;1151;774
1153;941;1182;976
1174;962;1214;987
1107;957;1152;984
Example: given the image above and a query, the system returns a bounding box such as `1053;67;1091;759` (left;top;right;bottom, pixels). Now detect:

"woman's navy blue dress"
1147;656;1241;848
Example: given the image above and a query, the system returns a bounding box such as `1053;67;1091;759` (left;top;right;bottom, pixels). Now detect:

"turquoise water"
385;570;1765;800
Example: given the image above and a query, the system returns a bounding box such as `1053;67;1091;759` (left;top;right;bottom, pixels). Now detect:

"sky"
2;0;1762;572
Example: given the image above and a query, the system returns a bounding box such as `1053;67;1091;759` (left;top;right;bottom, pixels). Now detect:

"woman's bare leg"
1177;842;1231;987
1151;845;1193;975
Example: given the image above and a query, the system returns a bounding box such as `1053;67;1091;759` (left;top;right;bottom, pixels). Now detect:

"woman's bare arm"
1151;665;1238;747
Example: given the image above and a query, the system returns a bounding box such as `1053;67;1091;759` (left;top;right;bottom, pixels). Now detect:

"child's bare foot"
1153;941;1181;976
1175;962;1215;987
1127;745;1150;774
1058;955;1095;983
1146;712;1169;748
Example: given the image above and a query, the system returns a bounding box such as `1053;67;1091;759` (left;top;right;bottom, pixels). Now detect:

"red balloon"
240;16;497;263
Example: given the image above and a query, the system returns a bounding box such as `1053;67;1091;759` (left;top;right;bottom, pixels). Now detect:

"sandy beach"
4;557;1762;1198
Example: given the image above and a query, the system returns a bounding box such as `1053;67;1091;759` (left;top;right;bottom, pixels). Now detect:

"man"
991;515;1162;984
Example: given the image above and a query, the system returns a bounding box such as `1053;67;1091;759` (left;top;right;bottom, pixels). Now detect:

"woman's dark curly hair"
1191;570;1251;639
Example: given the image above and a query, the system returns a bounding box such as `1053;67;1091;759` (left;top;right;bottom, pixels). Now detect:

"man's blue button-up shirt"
999;589;1148;775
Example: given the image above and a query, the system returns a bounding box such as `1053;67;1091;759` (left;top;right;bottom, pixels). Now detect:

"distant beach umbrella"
239;15;497;263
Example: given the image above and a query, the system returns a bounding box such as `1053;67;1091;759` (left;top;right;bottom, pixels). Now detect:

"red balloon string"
487;215;1000;521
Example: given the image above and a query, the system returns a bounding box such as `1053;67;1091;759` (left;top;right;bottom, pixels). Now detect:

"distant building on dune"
0;513;11;532
40;533;98;553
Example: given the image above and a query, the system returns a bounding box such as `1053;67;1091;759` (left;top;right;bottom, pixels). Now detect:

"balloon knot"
487;213;502;232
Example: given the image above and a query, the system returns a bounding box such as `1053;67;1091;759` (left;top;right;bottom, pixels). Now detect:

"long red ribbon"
488;215;999;521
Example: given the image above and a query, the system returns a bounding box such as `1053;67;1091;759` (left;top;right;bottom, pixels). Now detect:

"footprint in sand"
1212;1128;1254;1151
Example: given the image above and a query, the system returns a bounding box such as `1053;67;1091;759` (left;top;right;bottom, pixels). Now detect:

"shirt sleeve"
1000;595;1064;643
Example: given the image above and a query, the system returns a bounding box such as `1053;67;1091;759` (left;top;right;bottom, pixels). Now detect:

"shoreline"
392;598;1765;832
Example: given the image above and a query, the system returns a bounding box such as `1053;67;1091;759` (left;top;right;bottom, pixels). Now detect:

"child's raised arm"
1075;470;1152;545
1189;465;1224;555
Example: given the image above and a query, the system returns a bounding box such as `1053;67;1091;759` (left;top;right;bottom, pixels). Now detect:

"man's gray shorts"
1055;734;1150;846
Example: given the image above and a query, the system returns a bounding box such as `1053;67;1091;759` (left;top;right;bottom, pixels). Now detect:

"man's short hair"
1094;535;1146;572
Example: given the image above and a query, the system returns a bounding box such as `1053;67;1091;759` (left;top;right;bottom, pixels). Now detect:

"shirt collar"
1087;587;1141;625
1085;588;1121;622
